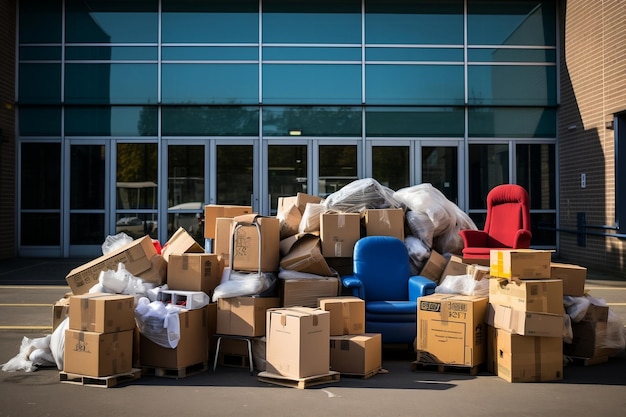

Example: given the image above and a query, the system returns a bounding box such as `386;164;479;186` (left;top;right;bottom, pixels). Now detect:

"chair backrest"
352;236;410;301
484;184;531;247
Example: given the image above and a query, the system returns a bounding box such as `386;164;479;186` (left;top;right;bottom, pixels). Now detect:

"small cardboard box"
68;293;135;333
364;208;405;240
420;250;448;283
487;326;563;383
65;235;161;295
441;255;470;283
318;296;365;336
490;249;552;279
320;213;361;258
216;296;281;337
279;234;333;276
139;306;209;370
266;307;330;378
488;278;563;315
330;333;382;376
64;329;133;377
231;215;280;272
487;303;563;338
563;320;619;359
52;295;71;331
204;204;253;239
550;262;586;297
161;227;205;262
281;278;340;308
167;253;223;296
416;293;489;367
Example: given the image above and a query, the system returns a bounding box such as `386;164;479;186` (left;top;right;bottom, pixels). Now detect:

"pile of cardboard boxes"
55;192;622;387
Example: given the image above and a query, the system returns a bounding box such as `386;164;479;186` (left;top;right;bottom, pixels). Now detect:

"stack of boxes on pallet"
486;249;564;383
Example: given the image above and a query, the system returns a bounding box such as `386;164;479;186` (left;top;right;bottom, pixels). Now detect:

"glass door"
264;140;309;215
316;141;360;198
366;141;413;191
420;142;462;206
212;140;257;210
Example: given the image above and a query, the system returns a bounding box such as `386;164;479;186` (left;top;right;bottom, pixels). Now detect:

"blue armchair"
342;236;436;345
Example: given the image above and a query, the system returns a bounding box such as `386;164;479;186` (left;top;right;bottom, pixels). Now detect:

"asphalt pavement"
0;257;625;417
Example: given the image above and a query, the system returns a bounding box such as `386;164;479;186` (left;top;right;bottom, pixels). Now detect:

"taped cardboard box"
320;213;361;258
167;253;223;296
364;208;405;240
486;302;563;338
231;215;280;272
330;333;382;376
216;296;281;337
204;204;253;239
281;277;340;308
488;278;563;315
490;249;552;280
68;293;136;333
318;296;365;336
64;329;133;377
550;262;587;297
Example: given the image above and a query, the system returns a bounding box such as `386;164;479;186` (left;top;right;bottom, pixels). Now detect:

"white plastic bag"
134;297;183;349
49;317;68;370
2;334;56;372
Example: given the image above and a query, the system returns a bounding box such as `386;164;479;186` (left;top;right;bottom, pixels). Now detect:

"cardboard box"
581;303;609;323
204;204;253;239
64;329;133;377
65;235;161;295
320;213;361;258
266;307;330;378
318;296;365;336
216;296;281;337
52;296;70;331
417;293;489;367
490;249;552;279
161;227;205;262
487;303;563;338
488;278;563;315
213;217;234;266
277;197;301;239
419;250;448;283
231;215;280;272
139;306;209;370
281;278;340;308
563;320;620;359
68;293;135;333
167;253;223;296
441;256;470;282
279;234;333;276
330;333;382;376
364;208;405;240
550;262;586;297
488;326;562;383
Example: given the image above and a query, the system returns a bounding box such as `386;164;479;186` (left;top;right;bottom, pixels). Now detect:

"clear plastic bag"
322;178;401;213
101;232;134;255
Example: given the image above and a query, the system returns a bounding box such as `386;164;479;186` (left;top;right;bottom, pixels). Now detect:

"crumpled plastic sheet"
322;178;402;213
101;232;134;255
2;334;57;372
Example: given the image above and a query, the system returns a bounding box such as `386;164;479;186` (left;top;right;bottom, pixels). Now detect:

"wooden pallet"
59;368;141;388
142;361;208;379
339;367;385;379
257;371;340;389
411;361;480;376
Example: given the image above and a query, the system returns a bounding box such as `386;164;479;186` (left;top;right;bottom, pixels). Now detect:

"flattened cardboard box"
68;293;135;334
64;329;133;377
279;234;333;277
488;278;563;315
330;333;382;376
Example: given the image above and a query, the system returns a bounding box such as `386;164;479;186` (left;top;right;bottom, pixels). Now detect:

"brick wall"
558;0;626;274
0;0;16;259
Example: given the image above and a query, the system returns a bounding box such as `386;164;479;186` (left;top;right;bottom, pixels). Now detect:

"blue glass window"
468;0;557;46
468;65;557;105
65;46;158;61
366;64;464;105
162;64;259;104
263;0;362;44
468;48;556;63
19;63;61;104
19;0;62;44
262;106;361;136
162;47;258;61
65;106;157;136
19;46;62;61
19;107;62;136
263;64;361;105
365;0;464;45
162;0;259;43
263;47;361;61
366;47;463;62
366;107;464;137
65;63;158;104
468;107;556;137
162;106;259;136
65;0;158;43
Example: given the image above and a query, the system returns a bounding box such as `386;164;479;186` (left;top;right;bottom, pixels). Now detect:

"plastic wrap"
212;269;277;302
322;178;402;213
134;297;183;349
101;232;134;255
405;235;431;276
435;274;489;297
597;310;626;351
2;334;56;372
405;209;435;248
564;295;594;323
50;317;68;370
563;313;573;344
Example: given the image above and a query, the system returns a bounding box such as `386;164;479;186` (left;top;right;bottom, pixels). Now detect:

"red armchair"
459;184;532;259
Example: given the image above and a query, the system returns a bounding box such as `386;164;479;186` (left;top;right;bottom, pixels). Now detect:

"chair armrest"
342;275;364;299
513;229;532;249
408;275;437;300
458;229;489;247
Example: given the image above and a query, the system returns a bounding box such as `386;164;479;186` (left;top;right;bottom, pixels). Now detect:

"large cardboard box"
231;215;280;272
64;329;133;377
161;227;205;262
281;278;340;308
65;235;162;295
139;306;209;370
490;249;552;279
488;326;563;383
68;293;135;333
550;262;587;297
216;296;281;337
266;307;330;378
279;234;333;276
488;278;563;315
330;333;382;376
318;296;365;336
487;303;563;338
420;250;448;283
204;204;253;239
364;208;405;240
417;293;489;367
167;253;223;296
320;213;361;258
